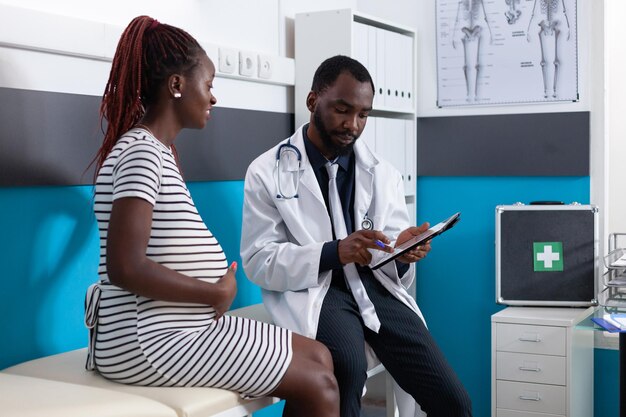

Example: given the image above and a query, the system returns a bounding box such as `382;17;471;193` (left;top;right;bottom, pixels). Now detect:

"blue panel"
594;348;619;417
0;185;99;369
0;180;261;370
252;401;284;417
188;181;263;309
414;176;590;417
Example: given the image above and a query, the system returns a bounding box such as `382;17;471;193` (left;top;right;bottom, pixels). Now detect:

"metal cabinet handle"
518;366;541;372
518;335;541;342
519;394;541;401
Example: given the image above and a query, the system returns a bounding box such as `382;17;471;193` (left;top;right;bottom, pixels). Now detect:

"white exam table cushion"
2;348;277;417
0;373;176;417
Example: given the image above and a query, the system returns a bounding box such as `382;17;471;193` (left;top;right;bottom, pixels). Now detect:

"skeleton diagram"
452;0;493;102
505;0;521;24
526;0;571;98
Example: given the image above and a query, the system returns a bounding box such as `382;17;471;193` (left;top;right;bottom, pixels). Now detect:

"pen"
374;240;386;249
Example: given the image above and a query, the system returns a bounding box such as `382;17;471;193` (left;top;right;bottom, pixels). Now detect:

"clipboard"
371;212;461;270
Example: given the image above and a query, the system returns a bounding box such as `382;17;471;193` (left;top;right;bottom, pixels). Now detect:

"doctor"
241;55;471;417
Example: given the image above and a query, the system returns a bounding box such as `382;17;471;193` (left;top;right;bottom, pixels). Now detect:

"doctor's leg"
363;279;472;417
316;284;369;417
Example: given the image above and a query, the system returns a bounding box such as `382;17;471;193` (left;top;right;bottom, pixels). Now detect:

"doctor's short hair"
310;55;375;95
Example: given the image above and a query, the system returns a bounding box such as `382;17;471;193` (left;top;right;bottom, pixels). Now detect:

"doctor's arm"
240;167;324;293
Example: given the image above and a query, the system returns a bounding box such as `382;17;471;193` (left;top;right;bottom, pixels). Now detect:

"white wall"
606;1;626;234
357;0;418;32
0;0;282;54
0;0;356;114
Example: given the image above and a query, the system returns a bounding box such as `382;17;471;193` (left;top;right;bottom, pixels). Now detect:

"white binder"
404;119;416;195
375;27;387;109
352;22;369;72
368;26;380;108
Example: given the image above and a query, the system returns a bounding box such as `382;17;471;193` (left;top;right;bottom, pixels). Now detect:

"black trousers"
316;273;472;417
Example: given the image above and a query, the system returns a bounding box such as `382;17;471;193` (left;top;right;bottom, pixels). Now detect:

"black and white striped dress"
88;128;292;397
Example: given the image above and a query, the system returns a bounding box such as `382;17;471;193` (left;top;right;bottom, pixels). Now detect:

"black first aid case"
495;203;598;307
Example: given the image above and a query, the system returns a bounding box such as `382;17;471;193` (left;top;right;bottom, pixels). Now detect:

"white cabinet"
491;307;594;417
295;8;417;206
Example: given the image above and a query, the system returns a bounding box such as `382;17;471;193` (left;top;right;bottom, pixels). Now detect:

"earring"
174;93;182;98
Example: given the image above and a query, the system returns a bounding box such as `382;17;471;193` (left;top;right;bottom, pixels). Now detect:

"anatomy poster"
436;0;578;107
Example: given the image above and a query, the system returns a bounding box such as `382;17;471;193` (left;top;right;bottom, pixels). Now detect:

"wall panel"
417;112;590;176
0;87;293;186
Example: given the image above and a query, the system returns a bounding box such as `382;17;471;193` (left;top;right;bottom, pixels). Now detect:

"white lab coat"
241;125;425;416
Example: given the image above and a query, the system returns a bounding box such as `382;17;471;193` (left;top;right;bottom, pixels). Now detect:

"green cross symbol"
533;242;563;272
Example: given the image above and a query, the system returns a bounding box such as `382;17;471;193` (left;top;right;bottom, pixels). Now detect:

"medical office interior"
0;0;624;416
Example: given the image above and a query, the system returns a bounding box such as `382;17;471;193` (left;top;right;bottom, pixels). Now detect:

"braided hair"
94;15;205;172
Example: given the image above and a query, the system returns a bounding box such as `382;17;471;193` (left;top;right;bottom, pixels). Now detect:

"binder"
385;29;400;109
376;27;387;108
401;33;414;111
368;25;380;108
376;118;405;177
404;119;415;195
591;318;622;333
353;22;369;72
360;116;377;151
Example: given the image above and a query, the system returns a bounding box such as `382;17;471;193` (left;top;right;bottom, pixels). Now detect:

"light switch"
218;48;237;74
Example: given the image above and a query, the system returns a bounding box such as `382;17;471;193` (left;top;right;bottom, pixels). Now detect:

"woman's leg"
270;333;339;417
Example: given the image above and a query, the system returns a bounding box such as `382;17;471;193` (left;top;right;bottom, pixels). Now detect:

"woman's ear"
168;74;183;99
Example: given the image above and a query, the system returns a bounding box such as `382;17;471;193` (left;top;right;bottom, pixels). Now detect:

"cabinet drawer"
497;408;564;417
497;380;566;415
496;323;566;356
496;351;566;385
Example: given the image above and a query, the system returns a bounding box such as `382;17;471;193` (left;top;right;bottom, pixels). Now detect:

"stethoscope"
274;139;376;231
361;213;373;230
275;139;302;199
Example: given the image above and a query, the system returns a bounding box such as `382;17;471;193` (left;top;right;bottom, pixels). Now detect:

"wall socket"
239;51;256;77
258;54;273;79
218;48;237;74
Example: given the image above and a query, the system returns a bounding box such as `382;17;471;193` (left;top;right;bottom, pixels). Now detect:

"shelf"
605;248;626;269
370;108;416;118
604;269;626;287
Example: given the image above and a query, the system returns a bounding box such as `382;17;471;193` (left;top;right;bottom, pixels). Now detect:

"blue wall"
0;185;97;368
0;176;619;417
0;181;263;370
415;176;618;417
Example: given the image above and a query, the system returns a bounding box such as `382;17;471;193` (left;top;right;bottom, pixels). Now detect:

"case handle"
529;201;564;205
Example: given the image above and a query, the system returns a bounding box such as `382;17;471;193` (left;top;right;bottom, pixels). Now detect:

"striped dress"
87;128;292;397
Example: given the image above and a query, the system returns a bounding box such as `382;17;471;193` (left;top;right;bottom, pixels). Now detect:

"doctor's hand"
396;223;432;264
338;230;393;266
212;262;238;320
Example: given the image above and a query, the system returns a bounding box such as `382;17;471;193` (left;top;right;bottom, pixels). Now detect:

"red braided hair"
93;15;204;173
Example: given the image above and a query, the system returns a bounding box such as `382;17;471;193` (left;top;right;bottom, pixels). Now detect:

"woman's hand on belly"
210;262;238;320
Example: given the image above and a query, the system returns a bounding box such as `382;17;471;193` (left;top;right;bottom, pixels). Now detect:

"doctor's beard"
313;108;358;157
